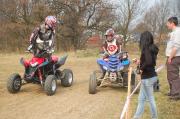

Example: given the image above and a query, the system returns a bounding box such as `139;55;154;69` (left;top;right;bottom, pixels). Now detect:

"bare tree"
156;0;170;43
0;0;19;22
0;0;47;52
0;0;117;52
0;0;36;24
116;0;145;46
47;0;116;50
137;0;170;44
17;0;33;24
178;0;180;17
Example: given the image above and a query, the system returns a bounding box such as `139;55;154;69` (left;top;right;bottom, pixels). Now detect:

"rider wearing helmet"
98;28;122;79
28;16;57;58
102;28;122;58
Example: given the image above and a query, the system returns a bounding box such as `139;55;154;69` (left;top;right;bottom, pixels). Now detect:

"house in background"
85;29;104;47
86;35;102;48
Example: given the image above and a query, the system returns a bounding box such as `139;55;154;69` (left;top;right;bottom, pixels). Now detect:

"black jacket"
140;45;159;79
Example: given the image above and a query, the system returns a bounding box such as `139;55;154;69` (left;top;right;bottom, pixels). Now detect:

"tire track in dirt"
0;55;128;119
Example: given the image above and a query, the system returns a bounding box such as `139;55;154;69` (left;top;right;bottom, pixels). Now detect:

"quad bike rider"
22;16;59;84
89;28;137;94
27;16;57;58
7;16;73;96
97;28;122;79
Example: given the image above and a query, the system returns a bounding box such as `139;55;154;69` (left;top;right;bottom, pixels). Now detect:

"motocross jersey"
33;24;55;50
102;39;120;56
29;24;55;57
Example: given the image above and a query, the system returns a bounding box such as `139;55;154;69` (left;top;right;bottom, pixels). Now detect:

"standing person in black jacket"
133;31;159;119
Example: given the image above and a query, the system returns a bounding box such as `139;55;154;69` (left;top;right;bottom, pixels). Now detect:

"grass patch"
75;48;100;58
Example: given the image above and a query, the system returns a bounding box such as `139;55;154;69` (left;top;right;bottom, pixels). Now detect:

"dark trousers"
167;56;180;95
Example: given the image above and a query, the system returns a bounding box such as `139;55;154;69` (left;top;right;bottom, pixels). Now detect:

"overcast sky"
111;0;157;12
113;0;158;29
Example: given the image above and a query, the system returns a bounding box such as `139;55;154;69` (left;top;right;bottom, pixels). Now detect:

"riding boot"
100;71;106;79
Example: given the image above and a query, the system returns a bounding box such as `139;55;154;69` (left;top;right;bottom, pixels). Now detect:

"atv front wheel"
7;73;22;93
44;75;57;96
61;69;73;87
89;72;97;94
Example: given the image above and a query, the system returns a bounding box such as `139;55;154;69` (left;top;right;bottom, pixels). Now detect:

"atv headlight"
30;62;38;67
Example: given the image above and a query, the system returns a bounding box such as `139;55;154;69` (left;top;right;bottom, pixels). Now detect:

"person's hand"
132;58;140;65
104;51;110;56
47;49;54;54
140;70;143;74
27;44;32;51
104;58;109;62
136;66;142;75
168;57;172;64
26;44;33;53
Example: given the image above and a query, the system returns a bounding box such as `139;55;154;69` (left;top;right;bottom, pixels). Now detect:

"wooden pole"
125;67;132;119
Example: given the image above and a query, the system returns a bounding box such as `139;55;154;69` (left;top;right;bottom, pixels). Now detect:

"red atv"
7;51;73;96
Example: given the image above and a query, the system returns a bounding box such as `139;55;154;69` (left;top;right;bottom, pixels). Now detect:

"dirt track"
0;54;129;119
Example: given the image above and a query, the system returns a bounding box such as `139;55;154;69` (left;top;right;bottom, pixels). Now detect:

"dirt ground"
1;53;180;119
0;54;130;119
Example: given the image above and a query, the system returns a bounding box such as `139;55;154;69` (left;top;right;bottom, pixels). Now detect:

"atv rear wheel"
7;73;22;93
89;72;97;94
44;75;57;96
61;69;73;87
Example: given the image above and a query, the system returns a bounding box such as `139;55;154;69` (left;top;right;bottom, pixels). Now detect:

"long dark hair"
168;16;178;26
139;31;154;51
139;31;159;64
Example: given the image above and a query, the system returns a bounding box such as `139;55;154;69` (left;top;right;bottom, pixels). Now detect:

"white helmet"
45;16;57;29
105;28;115;36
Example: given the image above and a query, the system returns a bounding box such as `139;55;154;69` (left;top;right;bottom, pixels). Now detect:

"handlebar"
100;51;128;57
